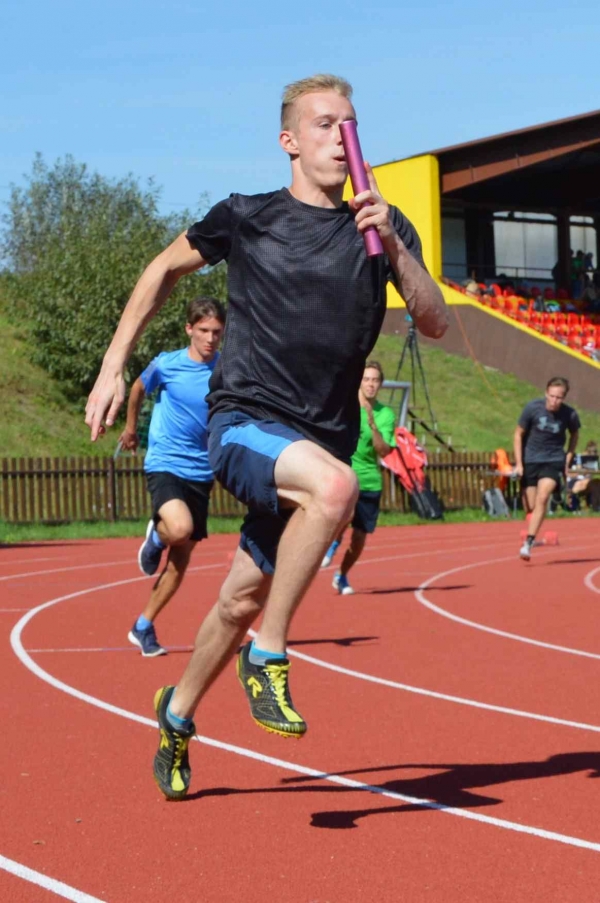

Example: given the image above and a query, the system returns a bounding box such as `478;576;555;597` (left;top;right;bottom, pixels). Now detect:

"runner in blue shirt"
118;297;225;656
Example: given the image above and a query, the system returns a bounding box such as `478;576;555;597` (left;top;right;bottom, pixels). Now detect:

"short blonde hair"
281;74;353;129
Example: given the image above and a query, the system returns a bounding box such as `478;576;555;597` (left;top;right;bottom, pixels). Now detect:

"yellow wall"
346;154;444;308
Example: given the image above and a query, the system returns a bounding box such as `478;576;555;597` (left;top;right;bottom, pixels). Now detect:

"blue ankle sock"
151;528;166;549
166;701;193;733
135;615;152;631
249;640;287;666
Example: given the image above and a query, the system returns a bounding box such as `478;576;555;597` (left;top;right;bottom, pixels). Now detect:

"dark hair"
186;296;226;326
364;360;384;382
546;376;569;393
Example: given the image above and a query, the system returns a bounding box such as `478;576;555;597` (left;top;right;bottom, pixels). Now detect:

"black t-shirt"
518;398;581;465
186;188;424;459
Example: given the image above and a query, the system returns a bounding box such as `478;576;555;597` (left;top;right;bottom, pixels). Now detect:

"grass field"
0;310;103;457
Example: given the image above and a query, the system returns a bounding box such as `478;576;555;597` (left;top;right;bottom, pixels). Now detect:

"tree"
1;154;226;401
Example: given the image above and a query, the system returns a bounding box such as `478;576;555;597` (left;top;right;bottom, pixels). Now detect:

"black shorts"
521;463;563;490
351;490;382;534
146;472;213;542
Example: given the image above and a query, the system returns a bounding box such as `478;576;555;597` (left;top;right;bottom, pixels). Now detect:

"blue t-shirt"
141;348;218;482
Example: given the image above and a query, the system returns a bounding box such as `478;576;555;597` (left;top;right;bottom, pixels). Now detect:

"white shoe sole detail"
138;519;163;576
332;575;354;594
321;555;332;568
127;630;167;657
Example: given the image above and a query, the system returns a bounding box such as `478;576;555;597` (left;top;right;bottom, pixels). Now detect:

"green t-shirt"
351;401;396;491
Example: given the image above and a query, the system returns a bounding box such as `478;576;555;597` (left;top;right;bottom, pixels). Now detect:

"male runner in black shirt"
86;73;448;799
514;376;580;560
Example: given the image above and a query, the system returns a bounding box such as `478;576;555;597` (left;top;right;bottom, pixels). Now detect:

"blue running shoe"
128;622;167;657
138;519;164;576
321;540;340;568
332;572;355;595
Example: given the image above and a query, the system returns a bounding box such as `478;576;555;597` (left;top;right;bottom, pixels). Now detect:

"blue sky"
2;0;599;217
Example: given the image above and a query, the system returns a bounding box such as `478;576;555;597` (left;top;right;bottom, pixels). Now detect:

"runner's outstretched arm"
118;377;146;452
513;425;525;477
565;430;579;475
85;233;207;440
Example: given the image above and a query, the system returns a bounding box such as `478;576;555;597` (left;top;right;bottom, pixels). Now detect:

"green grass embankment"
2;297;600;459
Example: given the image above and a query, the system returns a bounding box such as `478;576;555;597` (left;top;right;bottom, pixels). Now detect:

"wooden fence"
0;453;513;525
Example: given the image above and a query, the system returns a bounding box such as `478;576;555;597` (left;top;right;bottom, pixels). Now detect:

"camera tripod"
389;320;454;452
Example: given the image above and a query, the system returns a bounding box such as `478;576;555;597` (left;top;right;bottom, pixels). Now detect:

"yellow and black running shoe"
236;641;307;739
153;686;195;801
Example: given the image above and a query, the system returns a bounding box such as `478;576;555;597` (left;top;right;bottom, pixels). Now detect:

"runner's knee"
316;465;358;524
217;588;263;626
162;517;194;545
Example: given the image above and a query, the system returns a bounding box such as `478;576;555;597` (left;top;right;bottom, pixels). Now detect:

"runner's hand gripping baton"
339;119;384;258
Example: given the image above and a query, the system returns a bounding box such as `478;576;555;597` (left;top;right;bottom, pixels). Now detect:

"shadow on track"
180;752;600;829
546;558;600;566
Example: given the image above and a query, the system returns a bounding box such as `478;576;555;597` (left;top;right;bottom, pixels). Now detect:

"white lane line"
322;538;518;575
0;551;228;583
16;546;599;731
584;566;600;595
262;635;600;734
0;556;67;567
415;547;600;660
0;559;139;582
14;538;506;585
10;582;600;855
0;853;105;903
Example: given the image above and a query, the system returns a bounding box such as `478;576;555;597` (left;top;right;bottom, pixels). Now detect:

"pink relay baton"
339;119;384;258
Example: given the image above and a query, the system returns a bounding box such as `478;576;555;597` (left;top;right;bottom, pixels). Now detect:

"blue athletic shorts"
208;411;305;574
351;490;382;534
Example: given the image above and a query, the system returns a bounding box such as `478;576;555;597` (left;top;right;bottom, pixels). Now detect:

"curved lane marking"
415;547;600;660
8;573;600;855
584;566;600;595
0;548;229;583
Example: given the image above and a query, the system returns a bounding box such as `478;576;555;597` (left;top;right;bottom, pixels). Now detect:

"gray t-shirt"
518;398;581;465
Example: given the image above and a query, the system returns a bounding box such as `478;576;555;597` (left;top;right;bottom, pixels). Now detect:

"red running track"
2;519;600;902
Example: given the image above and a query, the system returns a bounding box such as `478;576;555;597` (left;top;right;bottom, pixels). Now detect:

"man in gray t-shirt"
514;377;580;560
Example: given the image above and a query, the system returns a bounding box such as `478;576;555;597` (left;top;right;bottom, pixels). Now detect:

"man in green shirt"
321;361;396;594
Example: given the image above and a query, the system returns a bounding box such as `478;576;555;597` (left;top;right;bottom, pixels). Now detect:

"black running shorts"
146;472;213;542
521;462;563;490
